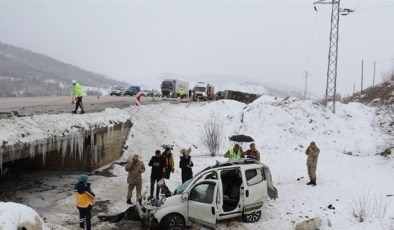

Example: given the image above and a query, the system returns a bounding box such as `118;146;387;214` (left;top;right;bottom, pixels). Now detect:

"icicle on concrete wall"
10;145;15;162
61;138;68;163
0;147;3;175
29;142;36;159
56;136;61;154
90;130;99;165
75;132;84;161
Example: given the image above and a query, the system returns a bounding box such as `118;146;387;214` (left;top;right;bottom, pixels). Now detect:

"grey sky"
0;0;393;96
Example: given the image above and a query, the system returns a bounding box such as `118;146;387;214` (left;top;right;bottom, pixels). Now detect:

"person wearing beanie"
74;174;95;230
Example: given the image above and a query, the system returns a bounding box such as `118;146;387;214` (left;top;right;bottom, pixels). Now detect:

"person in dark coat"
179;148;194;183
74;174;95;230
162;147;174;179
148;150;166;200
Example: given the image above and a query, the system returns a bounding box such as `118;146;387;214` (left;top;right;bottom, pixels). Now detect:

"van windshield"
162;82;173;90
175;179;192;194
194;87;206;92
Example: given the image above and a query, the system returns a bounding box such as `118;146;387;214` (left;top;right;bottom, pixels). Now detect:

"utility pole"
361;59;364;92
353;82;355;94
313;0;353;113
302;71;312;99
373;61;376;86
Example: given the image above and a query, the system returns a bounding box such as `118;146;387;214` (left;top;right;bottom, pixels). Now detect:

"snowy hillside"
0;42;127;97
0;96;393;229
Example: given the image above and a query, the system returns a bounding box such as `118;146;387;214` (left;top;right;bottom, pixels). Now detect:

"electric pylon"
314;0;353;113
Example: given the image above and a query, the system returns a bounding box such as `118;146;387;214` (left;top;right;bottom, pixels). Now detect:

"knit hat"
78;174;88;187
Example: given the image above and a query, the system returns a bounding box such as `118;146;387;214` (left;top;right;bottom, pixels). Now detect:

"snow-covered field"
1;96;393;229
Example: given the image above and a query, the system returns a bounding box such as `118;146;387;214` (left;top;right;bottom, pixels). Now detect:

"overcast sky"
0;0;393;96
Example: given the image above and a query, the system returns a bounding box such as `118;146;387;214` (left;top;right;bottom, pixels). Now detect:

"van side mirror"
181;193;188;201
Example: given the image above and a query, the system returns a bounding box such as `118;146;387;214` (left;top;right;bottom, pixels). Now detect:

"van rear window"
245;169;264;186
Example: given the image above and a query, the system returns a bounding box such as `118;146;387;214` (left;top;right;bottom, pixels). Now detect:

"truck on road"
193;82;215;101
161;79;189;98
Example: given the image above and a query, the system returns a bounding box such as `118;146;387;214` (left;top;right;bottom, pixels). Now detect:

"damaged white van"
138;159;278;230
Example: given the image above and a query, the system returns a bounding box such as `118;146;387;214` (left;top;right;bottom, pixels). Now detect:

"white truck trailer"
161;79;189;98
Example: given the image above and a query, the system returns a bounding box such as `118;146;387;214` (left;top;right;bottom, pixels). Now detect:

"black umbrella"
229;134;254;143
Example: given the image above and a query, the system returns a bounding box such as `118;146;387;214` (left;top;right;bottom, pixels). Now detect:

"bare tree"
202;117;223;157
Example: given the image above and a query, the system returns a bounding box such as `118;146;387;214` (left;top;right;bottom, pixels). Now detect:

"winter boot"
81;111;85;114
127;199;132;204
306;181;313;185
312;180;317;186
72;110;77;114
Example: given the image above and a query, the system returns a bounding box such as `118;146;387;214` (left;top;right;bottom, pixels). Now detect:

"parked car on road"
216;91;225;100
124;86;141;96
138;159;278;230
141;90;150;97
110;87;125;96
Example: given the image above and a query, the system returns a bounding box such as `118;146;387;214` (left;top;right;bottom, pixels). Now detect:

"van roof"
200;159;267;173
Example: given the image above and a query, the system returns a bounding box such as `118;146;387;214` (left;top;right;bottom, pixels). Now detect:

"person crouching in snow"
74;174;95;230
125;154;145;204
305;141;320;186
179;148;193;183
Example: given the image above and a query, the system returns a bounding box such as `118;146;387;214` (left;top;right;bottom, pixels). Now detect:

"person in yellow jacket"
224;143;244;160
178;87;186;99
162;147;175;179
74;174;95;230
72;80;85;114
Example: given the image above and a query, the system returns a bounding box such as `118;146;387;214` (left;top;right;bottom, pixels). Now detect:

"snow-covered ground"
0;96;393;229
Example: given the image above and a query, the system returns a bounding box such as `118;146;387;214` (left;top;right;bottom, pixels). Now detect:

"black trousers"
75;96;84;112
78;206;92;230
164;168;171;179
150;178;161;199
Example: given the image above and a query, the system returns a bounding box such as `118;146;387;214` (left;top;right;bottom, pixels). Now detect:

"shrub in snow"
0;202;46;230
352;193;387;223
202;116;223;157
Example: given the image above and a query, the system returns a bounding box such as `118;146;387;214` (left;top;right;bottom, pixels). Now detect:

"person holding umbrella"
224;134;255;160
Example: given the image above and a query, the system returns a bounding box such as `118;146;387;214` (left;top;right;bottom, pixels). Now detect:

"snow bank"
123;96;387;163
0;202;47;230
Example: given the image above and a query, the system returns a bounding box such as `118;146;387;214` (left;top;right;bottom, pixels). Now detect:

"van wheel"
161;213;185;230
242;211;261;223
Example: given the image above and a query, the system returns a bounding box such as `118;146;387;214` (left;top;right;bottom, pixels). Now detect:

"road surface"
0;96;174;118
